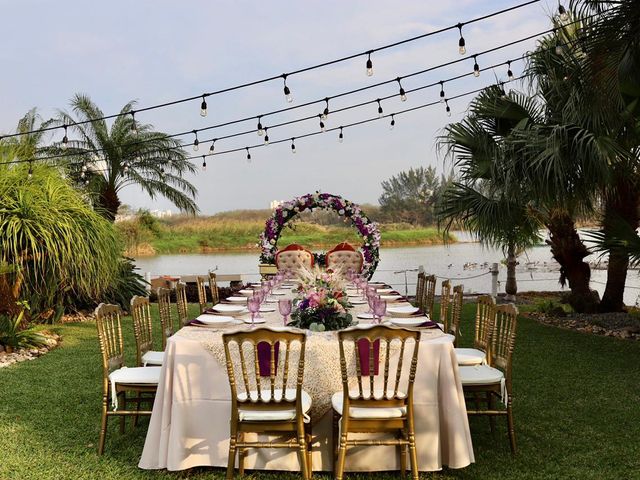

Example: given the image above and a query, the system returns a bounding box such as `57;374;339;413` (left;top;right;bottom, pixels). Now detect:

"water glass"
278;299;292;325
373;298;387;324
247;297;260;328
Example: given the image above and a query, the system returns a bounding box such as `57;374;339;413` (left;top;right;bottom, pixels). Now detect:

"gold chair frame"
464;303;518;454
222;328;312;479
95;303;157;455
209;271;220;305
157;287;174;350
196;276;208;314
415;272;425;309
421;274;436;318
474;295;497;362
131;295;154;366
175;281;189;326
333;325;421;480
439;280;452;328
448;284;464;346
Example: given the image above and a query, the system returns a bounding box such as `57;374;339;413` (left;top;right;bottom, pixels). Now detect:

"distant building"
150;209;173;218
270;200;283;210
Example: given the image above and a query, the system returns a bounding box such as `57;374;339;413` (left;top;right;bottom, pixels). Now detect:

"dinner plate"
259;305;276;313
264;297;278;303
349;299;367;305
226;296;248;303
195;315;238;325
243;317;266;324
271;290;289;295
346;289;359;296
238;289;255;296
212;304;247;314
380;294;403;301
387;305;420;316
281;283;296;288
375;288;393;294
389;317;426;328
356;312;375;320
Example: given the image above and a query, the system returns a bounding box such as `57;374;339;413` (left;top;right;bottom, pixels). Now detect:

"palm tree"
56;94;198;221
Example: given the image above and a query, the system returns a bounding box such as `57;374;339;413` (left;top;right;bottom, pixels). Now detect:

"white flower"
270;239;276;245
283;211;288;217
338;209;345;215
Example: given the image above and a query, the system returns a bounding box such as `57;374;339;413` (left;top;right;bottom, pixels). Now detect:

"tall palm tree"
56;94;198;221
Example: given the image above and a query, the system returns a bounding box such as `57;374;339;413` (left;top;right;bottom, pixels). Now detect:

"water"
134;235;640;306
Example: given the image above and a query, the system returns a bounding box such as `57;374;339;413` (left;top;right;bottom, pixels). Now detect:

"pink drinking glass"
278;299;292;325
373;298;387;324
247;297;260;328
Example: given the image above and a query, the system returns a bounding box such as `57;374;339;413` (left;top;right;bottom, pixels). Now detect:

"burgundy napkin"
187;319;205;326
357;338;380;376
418;321;442;330
257;341;280;377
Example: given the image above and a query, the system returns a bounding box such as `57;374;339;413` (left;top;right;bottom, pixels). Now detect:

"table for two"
139;295;475;473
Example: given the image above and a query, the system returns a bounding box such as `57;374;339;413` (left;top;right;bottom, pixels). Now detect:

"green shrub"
0;304;47;351
536;298;572;316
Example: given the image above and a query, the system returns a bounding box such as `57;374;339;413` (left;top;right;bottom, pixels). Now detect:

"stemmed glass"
254;291;266;319
373;298;387;324
247;297;260;328
365;287;377;313
279;299;292;326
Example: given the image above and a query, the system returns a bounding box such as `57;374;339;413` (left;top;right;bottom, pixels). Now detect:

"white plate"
281;283;296;288
271;290;289;295
226;296;248;303
212;304;247;314
356;312;375;320
349;299;367;305
346;289;359;296
243;317;266;324
259;305;276;313
369;282;386;286
238;289;255;296
376;288;393;294
264;297;279;303
387;306;420;316
195;315;237;325
389;317;426;328
380;294;403;301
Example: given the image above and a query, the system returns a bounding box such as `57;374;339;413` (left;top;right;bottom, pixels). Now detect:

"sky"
1;0;556;214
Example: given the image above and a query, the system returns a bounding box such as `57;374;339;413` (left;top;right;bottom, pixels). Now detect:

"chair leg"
133;393;141;428
238;433;245;476
98;395;109;455
487;391;496;435
408;430;419;480
331;412;339;471
226;435;237;480
335;429;348;480
399;431;407;478
118;392;126;434
305;427;313;479
297;432;309;480
507;398;517;454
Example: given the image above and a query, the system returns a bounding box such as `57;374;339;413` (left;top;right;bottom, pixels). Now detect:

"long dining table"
139;286;475;473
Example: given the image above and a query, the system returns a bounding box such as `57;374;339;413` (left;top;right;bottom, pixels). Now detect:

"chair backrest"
196;276;208;314
175;281;189;325
157;287;174;349
95;303;125;393
474;295;496;356
326;242;363;273
131;295;153;366
440;280;452;328
421;274;436;317
415;272;425;308
338;325;421;410
275;244;314;271
448;284;464;345
208;271;219;305
490;304;518;380
222;328;307;417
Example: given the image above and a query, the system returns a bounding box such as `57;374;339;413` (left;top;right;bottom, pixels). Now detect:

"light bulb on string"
257;116;264;136
201;155;207;171
321;98;329;120
473;56;480;77
200;95;208;117
558;3;569;22
366;51;373;76
131;112;137;135
264;127;270;145
81;163;88;172
499;82;507;98
555;38;563;55
445;99;451;117
291;138;296;154
507;61;514;80
397;78;407;102
123;161;129;173
457;23;466;55
439;81;446;103
209;139;216;153
62;125;68;149
28;161;33;179
192;130;199;151
389;115;395;130
282;74;293;103
84;178;90;186
246;147;252;163
338;127;344;143
376;99;383;118
319;115;325;132
80;171;85;179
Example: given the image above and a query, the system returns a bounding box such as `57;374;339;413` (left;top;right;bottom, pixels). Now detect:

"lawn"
0;303;638;479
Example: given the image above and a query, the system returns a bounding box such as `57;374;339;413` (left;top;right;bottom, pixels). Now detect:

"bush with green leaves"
0;303;47;351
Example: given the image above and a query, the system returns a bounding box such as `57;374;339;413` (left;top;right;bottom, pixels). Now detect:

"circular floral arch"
259;192;380;278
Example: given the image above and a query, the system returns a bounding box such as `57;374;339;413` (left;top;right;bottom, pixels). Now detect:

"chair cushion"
455;347;486;366
237;388;312;422
331;391;407;419
275;249;313;271
142;350;165;366
459;364;504;386
108;366;161;410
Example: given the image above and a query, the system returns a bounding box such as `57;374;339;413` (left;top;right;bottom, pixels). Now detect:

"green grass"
0;304;639;479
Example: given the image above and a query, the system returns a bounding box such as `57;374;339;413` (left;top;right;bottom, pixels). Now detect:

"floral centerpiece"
288;266;353;331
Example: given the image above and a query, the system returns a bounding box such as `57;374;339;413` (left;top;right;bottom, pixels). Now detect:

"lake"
134;232;640;306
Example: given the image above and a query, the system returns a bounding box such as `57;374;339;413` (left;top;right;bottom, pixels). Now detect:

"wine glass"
373;298;387;324
254;291;265;318
278;299;292;325
247;297;260;328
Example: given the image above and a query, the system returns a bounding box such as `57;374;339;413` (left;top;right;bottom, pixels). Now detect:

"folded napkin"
417;320;442;330
357;338;380;376
187;319;205;326
257;341;280;377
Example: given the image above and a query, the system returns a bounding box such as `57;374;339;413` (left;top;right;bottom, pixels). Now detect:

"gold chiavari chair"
131;295;164;367
157;287;174;350
414;272;425;309
459;303;518;454
421;274;436;318
332;325;421;480
175;281;189;326
209;271;220;306
439;279;452;329
456;295;496;366
447;284;464;346
196;276;209;314
222;328;312;479
95;303;160;455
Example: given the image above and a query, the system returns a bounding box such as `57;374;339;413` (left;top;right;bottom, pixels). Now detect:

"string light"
389;114;395;130
192;130;199;151
246;147;251;162
445;99;451;117
28;161;33;179
555;38;563;55
439;81;446;103
558;3;569;22
282;74;293;103
123;161;129;173
457;23;466;55
499;81;507;97
507;61;514;80
291;138;296;153
62;125;68;149
473;56;480;77
321;98;330;120
257;116;264;136
366;51;373;77
201;155;207;170
338;127;344;143
131;112;137;135
84;178;90;186
377;99;383;118
397;78;407;101
319;115;326;132
209;139;216;153
264;127;270;144
200;96;208;117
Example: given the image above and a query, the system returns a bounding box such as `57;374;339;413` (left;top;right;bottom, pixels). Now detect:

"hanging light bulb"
389;115;395;130
555;38;563;55
201;155;207;171
321;98;330;120
457;23;466;55
209;139;216;153
376;99;383;118
246;147;252;163
131;111;137;135
499;82;507;98
192;130;199;151
124;161;130;173
558;3;569;22
81;171;85;179
439;81;446;103
84;178;90;186
397;78;407;102
62;125;68;149
257;116;264;136
445;99;451;117
282;74;293;103
291;138;296;154
81;163;88;172
366;51;373;77
338;127;344;143
507;61;514;81
200;95;208;117
473;56;480;77
264;127;270;145
319;115;326;132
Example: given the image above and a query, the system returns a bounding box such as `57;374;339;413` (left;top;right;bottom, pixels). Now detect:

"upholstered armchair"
326;242;363;274
275;244;314;272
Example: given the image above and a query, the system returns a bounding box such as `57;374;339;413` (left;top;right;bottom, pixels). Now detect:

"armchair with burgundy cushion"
326;242;363;274
275;244;314;272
